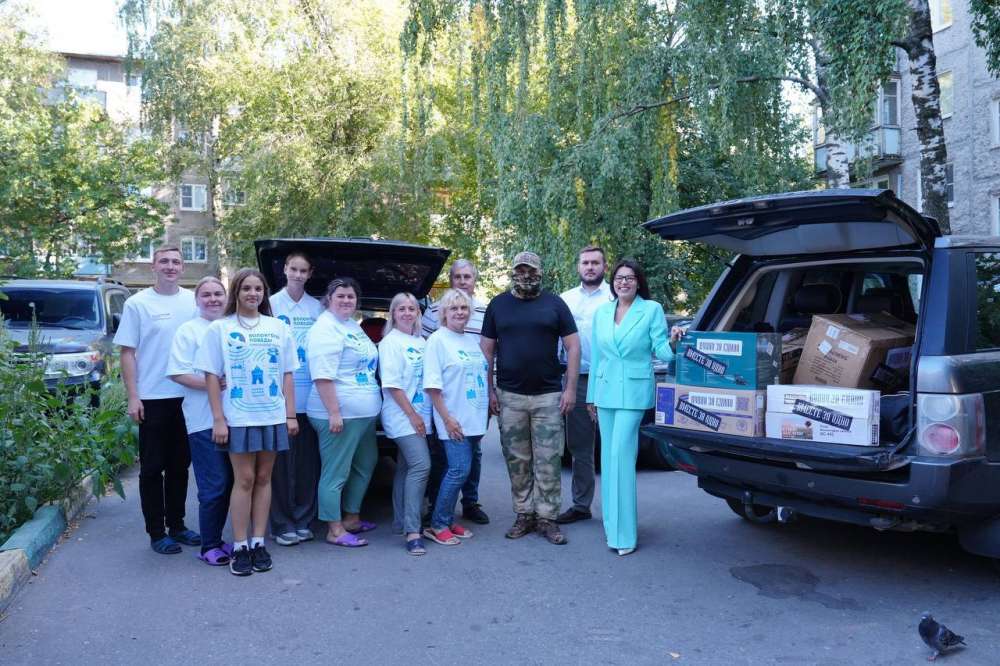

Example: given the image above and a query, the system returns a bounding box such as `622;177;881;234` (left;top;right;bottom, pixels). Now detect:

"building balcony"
814;126;902;174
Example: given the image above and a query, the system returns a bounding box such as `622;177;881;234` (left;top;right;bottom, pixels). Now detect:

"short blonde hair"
153;245;182;261
384;292;421;336
194;275;225;297
437;288;472;328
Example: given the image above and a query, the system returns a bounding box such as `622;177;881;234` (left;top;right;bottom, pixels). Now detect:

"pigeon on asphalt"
919;612;966;661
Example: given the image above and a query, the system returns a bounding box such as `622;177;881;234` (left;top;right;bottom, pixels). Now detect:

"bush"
0;331;137;544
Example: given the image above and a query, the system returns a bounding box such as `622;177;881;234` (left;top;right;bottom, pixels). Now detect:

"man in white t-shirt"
113;246;198;554
556;245;612;524
268;252;324;546
421;259;490;525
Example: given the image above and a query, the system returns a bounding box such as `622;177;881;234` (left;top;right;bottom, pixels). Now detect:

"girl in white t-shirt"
195;268;300;577
167;276;233;566
379;293;433;556
306;277;382;548
423;289;489;546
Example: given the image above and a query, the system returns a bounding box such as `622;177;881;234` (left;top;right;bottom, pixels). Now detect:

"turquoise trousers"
597;407;644;549
309;416;377;522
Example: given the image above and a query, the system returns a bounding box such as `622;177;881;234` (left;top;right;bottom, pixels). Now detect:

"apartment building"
59;52;220;288
813;0;1000;235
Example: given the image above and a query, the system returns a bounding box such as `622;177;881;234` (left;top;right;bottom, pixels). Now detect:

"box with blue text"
675;332;781;390
655;382;766;437
765;384;880;446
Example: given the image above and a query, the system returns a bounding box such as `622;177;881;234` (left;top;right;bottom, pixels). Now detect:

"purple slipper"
197;547;230;566
345;520;376;534
220;542;234;556
327;532;368;548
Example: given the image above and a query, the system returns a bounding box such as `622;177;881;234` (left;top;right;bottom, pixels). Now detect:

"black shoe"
230;546;253;576
251;544;272;572
537;519;568;545
555;507;592;524
462;503;490;525
505;513;536;539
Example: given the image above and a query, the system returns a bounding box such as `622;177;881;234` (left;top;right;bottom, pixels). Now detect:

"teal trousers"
597;407;644;549
309;416;377;522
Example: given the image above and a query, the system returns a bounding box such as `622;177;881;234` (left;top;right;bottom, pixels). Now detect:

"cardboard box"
656;382;766;437
779;328;809;384
766;385;880;446
676;332;781;390
792;313;914;390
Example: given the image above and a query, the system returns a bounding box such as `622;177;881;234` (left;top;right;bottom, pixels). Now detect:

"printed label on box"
838;340;859;355
688;391;737;413
818;340;833;355
885;346;912;369
684;346;728;376
676;399;722;431
826;325;841;339
791;399;853;431
695;338;744;357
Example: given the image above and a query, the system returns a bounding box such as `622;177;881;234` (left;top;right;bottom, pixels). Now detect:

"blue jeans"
427;434;481;508
188;428;233;552
430;435;482;530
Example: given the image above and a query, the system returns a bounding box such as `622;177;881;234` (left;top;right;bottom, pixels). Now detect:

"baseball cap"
512;251;542;270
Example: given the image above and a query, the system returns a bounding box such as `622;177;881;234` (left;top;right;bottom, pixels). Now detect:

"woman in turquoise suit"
586;259;683;556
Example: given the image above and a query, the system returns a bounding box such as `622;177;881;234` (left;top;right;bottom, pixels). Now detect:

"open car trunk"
641;190;939;472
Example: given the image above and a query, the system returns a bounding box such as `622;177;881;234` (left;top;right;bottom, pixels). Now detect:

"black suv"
641;189;1000;562
0;278;131;392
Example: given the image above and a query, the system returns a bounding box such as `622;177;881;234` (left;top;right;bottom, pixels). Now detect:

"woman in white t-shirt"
423;289;489;546
195;268;300;577
306;277;382;548
379;293;433;556
167;276;233;567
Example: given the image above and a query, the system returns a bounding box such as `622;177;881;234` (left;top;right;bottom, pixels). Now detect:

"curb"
0;475;96;613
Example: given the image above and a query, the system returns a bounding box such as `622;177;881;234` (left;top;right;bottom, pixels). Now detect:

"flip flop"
345;520;376;534
169;529;202;546
327;532;368;548
197;547;231;566
151;536;182;555
220;542;234;556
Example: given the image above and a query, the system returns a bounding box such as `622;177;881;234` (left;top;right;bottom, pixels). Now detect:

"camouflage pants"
496;388;564;521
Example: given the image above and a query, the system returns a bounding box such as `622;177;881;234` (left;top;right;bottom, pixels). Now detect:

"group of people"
114;243;681;577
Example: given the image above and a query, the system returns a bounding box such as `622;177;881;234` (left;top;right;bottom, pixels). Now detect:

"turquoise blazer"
586;295;674;410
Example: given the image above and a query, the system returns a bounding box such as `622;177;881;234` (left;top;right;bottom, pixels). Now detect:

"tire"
726;498;778;523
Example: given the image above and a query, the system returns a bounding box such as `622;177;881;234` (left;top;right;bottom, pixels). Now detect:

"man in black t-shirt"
481;251;581;545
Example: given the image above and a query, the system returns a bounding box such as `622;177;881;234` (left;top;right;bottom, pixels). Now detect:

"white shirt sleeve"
379;335;406;390
112;298;142;349
423;335;444;391
167;323;196;377
279;322;301;374
194;323;225;377
308;326;343;381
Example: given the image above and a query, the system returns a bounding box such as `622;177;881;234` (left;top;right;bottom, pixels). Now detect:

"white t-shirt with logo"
166;316;214;434
113;287;196;399
424;327;489;438
194;314;300;427
270;288;324;414
378;328;432;439
306;311;381;420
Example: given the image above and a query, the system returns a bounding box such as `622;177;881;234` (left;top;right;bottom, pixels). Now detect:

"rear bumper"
641;425;1000;526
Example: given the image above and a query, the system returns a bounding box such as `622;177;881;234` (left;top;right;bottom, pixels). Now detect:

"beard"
580;273;604;288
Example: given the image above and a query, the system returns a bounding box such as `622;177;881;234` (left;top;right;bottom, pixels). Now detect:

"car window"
0;288;100;330
732;272;777;332
107;291;127;319
907;274;923;314
975;252;1000;350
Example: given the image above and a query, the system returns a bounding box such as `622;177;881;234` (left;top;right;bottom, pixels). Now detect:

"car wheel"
725;498;778;524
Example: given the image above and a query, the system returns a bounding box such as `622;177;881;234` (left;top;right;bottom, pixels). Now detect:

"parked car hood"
255;238;451;309
643;189;940;256
2;325;101;354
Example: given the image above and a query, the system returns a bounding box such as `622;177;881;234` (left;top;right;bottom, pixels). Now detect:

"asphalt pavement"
1;424;998;665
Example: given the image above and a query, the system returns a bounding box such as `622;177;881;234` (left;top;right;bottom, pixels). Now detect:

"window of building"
222;187;246;206
128;238;157;263
179;183;208;211
939;71;954;118
812;105;825;145
975;252;1000;350
992;196;1000;236
945;163;954;206
992;99;1000;147
181;236;208;263
878;80;900;126
929;0;953;32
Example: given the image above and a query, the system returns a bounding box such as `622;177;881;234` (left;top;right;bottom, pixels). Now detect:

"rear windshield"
0;288;101;330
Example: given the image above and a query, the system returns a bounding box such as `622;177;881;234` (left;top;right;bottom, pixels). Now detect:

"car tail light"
916;393;985;457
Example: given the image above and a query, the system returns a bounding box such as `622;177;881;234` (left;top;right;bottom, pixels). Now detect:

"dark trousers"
565;375;597;512
426;431;482;510
138;398;191;540
269;414;320;535
188;428;233;551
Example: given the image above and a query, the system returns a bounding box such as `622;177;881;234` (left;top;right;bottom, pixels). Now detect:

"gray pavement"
1;424;998;665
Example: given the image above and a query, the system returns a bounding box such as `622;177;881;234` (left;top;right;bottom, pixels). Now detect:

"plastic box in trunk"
766;384;881;446
676;332;781;390
656;382;766;437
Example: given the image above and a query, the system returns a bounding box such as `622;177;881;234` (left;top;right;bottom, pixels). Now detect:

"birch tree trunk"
899;0;951;233
814;37;851;189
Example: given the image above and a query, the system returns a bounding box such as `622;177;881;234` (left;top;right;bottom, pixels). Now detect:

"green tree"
0;14;167;276
971;0;1000;77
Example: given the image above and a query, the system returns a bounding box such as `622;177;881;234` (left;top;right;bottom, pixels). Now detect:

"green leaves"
970;0;1000;78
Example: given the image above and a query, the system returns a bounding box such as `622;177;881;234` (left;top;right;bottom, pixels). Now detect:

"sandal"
327;532;368;548
151;536;182;555
220;542;234;556
169;528;202;546
406;538;427;556
345;520;376;534
422;527;460;546
198;547;231;566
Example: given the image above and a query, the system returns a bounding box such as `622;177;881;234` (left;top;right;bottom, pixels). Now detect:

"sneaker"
295;528;314;542
274;532;301;546
555;507;592;524
462;503;490;525
449;523;473;539
537;519;568;545
251;544;273;572
505;513;536;539
229;546;253;576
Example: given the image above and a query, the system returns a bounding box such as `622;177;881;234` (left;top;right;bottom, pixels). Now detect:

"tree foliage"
971;0;1000;78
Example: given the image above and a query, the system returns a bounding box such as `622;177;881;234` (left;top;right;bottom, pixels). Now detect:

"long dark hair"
321;276;362;309
225;268;272;316
609;258;651;300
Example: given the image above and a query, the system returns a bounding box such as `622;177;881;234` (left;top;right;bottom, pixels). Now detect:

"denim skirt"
224;424;289;454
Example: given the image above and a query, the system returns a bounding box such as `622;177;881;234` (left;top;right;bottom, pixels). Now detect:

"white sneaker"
274;532;301;546
295;528;314;542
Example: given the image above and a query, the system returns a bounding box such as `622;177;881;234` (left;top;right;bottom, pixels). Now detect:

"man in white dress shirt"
556;246;612;524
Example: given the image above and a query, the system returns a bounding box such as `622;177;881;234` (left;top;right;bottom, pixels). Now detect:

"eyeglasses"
613;275;637;284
